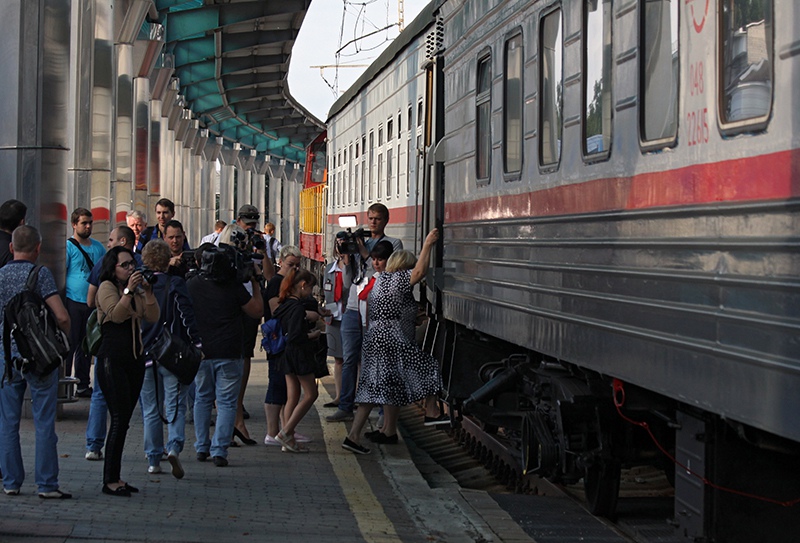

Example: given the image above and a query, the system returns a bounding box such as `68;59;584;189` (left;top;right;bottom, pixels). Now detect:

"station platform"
0;356;535;543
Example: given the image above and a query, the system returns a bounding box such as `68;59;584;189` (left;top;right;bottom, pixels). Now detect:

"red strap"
358;276;375;301
334;271;343;302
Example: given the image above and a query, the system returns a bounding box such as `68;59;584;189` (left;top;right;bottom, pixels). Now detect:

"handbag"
313;334;329;379
148;277;203;386
82;309;102;356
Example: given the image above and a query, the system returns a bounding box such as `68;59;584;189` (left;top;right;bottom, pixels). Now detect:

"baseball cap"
237;204;259;225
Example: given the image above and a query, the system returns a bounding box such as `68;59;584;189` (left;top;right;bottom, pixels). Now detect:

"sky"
288;0;430;122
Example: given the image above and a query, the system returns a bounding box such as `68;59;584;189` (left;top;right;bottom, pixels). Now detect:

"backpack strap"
25;265;41;291
67;238;94;270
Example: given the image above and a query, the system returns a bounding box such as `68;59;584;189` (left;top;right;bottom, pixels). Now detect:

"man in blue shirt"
65;208;105;397
0;225;72;498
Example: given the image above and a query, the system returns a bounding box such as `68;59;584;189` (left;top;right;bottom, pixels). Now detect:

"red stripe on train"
327;150;800;225
446;150;800;222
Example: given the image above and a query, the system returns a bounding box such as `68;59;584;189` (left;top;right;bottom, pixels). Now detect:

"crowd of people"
0;196;445;499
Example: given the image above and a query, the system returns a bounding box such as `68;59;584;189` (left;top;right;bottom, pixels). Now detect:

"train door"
421;52;445;314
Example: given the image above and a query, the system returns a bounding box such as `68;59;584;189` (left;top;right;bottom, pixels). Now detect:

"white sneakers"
85;450;103;461
147;465;162;474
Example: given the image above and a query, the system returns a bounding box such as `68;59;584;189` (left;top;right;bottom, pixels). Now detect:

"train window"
583;0;612;159
539;8;563;169
378;153;384;199
397;111;402;136
418;100;424;131
355;141;359;158
348;143;353;204
719;0;773;128
640;0;678;145
387;119;394;142
406;138;412;196
408;105;413;129
476;54;492;183
387;147;393;198
369;131;375;201
379;126;384;146
504;34;523;174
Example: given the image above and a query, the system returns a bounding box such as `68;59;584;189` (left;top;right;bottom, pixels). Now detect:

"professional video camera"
336;227;368;255
202;229;265;284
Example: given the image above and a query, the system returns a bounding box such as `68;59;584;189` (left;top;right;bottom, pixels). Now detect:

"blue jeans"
194;358;242;459
86;364;107;453
338;309;363;413
140;364;189;465
0;368;60;493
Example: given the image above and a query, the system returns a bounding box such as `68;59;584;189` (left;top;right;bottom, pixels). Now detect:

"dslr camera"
135;267;157;285
336;227;368;255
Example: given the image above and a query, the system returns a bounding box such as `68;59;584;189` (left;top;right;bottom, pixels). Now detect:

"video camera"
201;228;264;284
336;227;368;255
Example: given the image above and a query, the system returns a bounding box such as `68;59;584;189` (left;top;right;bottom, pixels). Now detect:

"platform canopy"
153;0;323;163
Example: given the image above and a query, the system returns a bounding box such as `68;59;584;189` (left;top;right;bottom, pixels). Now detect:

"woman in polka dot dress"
342;229;442;455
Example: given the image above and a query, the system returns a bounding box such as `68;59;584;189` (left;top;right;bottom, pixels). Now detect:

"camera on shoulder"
336;227;367;255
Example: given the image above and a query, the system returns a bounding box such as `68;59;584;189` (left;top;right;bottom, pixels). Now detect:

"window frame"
476;49;493;186
717;0;773;136
581;0;613;162
639;0;680;151
503;30;524;178
538;6;564;173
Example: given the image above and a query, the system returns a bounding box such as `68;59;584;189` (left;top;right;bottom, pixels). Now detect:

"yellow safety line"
316;384;401;543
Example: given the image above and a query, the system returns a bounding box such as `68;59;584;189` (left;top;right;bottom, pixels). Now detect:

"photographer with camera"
84;225;140;462
326;203;403;424
188;225;263;467
226;205;274;443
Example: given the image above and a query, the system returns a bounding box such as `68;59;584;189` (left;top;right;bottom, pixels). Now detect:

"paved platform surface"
0;356;534;543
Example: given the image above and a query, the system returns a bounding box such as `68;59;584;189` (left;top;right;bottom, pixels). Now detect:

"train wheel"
583;460;621;518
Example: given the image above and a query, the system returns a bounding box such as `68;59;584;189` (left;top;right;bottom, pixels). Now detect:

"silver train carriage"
325;1;800;541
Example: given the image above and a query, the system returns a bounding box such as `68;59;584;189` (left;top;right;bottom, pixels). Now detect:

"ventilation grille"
425;17;444;60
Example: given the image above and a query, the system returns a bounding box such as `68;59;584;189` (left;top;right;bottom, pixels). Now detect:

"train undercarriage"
426;318;800;542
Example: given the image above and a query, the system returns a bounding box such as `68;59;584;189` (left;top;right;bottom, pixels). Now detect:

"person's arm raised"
410;228;439;286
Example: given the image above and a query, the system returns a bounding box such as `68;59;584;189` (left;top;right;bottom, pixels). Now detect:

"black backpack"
3;265;70;381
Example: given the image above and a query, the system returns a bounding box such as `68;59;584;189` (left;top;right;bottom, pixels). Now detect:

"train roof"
326;0;442;122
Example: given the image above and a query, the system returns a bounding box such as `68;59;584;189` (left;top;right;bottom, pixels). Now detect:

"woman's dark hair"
98;246;136;285
370;240;394;260
278;268;317;303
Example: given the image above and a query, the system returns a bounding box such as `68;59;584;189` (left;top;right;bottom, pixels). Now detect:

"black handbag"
148;277;203;386
313;334;329;379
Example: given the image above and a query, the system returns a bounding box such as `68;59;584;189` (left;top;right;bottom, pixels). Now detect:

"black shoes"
369;432;398;444
76;387;93;399
342;437;370;455
233;428;257;446
196;451;210;462
102;485;130;498
212;456;228;467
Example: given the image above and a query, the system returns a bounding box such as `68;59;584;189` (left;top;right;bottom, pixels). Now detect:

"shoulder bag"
148;276;203;385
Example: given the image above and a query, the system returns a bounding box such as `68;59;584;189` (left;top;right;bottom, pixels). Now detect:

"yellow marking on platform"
317;384;401;543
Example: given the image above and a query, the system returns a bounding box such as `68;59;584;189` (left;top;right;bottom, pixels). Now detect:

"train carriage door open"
421;31;445;314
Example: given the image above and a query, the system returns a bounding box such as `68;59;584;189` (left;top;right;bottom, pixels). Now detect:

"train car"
326;1;800;541
299;130;328;276
325;1;442;256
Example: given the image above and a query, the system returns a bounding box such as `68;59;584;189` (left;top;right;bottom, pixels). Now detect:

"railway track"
398;404;682;543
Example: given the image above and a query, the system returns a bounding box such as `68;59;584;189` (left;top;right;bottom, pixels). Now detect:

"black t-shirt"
187;275;251;360
0;231;12;268
263;273;284;320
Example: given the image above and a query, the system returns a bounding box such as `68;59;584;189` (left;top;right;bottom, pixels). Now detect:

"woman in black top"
95;247;159;496
272;268;320;453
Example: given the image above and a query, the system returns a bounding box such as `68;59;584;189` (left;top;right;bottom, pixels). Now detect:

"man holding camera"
188;244;264;466
327;203;402;423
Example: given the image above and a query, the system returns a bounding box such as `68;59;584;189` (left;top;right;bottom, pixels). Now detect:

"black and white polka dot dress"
355;269;441;406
